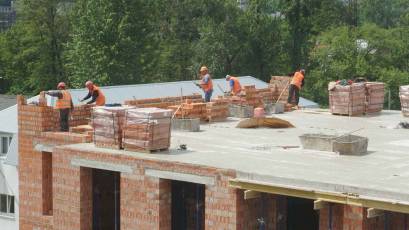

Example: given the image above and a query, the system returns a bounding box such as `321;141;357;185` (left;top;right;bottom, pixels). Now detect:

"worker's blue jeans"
204;90;213;102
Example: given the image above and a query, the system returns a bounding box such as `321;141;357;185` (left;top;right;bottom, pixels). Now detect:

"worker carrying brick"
44;82;74;132
287;69;305;109
80;80;106;106
225;75;242;96
196;66;213;102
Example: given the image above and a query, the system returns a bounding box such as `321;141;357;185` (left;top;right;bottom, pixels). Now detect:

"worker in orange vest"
197;66;213;102
45;82;74;132
80;81;106;106
287;69;305;108
225;75;242;96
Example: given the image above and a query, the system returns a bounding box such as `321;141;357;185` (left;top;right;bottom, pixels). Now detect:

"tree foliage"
0;0;407;110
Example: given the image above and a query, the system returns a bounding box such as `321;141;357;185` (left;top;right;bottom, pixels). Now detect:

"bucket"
254;107;265;118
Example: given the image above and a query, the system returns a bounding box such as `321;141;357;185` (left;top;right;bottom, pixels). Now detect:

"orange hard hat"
57;82;66;89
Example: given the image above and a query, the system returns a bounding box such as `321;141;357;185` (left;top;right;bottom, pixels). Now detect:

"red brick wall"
42;152;53;215
18;96;57;230
319;203;344;230
80;167;93;230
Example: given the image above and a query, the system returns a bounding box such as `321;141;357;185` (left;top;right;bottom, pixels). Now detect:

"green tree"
306;24;409;109
0;0;71;94
66;0;160;87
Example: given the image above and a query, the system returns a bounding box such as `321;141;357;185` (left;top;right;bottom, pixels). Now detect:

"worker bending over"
198;66;213;102
287;69;305;109
80;81;106;106
45;82;74;132
225;75;242;95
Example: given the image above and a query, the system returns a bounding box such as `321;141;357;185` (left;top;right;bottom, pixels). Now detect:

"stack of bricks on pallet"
124;94;203;108
400;85;409;116
269;76;291;103
329;83;366;116
206;97;229;121
365;82;385;113
92;106;132;149
169;102;207;120
242;85;263;108
256;88;274;104
122;108;172;152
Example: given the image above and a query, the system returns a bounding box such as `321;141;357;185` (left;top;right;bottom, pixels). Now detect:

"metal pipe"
384;212;389;230
328;203;333;230
195;184;200;230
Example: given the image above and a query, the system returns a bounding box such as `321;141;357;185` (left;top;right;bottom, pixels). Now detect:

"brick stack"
124;94;203;108
122;108;172;152
329;83;366;116
400;85;409;116
169;102;207;120
242;85;264;108
256;88;274;104
70;104;93;127
270;76;291;103
92;106;131;149
365;82;385;113
206;97;229;121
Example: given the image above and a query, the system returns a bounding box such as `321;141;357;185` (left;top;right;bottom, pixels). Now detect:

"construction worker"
45;82;74;132
197;66;213;102
225;75;242;95
80;81;106;106
287;69;305;108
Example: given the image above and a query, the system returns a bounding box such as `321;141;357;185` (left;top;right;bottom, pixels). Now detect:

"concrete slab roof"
64;109;409;208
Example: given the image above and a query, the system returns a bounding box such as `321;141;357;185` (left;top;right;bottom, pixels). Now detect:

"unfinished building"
17;90;409;230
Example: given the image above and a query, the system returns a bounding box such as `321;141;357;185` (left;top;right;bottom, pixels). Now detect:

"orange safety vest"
92;86;106;106
55;90;72;109
230;76;242;95
201;74;213;92
291;71;304;89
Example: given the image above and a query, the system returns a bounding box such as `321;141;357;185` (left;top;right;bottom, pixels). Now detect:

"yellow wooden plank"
229;179;409;214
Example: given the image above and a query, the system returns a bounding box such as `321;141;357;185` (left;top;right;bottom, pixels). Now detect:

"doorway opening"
287;197;318;230
171;180;205;230
92;169;120;230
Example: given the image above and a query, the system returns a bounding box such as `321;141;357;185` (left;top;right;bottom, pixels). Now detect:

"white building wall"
0;160;18;230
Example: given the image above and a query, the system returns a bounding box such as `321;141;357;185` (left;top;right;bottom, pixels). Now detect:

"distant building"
0;0;15;31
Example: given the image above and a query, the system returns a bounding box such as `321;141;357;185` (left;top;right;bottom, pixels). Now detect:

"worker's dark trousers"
59;108;70;132
205;89;213;102
287;84;300;105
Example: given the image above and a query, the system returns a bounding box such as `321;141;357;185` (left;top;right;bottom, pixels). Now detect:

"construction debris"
398;122;409;129
122;108;172;152
236;117;294;129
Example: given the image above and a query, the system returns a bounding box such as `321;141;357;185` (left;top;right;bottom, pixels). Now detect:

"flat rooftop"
65;110;409;206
